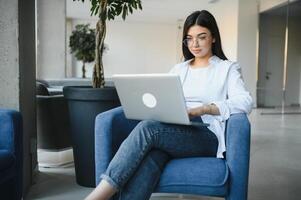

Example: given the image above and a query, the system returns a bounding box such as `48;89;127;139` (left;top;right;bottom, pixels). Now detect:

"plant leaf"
122;4;127;20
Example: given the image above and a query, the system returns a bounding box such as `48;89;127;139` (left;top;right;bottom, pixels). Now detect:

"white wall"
70;20;178;78
208;2;239;62
36;0;66;79
237;0;259;106
105;21;178;76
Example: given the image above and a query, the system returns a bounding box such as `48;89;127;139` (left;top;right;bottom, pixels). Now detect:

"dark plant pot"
63;86;121;187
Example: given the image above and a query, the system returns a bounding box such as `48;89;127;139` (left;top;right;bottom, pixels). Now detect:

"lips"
192;49;202;54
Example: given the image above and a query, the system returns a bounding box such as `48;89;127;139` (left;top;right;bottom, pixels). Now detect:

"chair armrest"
225;113;251;200
94;106;139;185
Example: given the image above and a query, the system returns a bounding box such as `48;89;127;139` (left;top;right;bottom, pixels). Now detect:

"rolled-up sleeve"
212;63;253;122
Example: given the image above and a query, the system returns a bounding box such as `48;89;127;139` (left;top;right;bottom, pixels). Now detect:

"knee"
135;120;161;135
131;120;160;141
138;120;161;128
148;150;170;171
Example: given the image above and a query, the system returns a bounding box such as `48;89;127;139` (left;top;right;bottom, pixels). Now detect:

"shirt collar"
208;55;221;64
185;55;221;65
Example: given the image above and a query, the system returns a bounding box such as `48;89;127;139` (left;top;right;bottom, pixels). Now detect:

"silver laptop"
112;74;209;127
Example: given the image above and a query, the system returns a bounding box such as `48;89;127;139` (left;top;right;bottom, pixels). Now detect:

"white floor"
25;107;301;200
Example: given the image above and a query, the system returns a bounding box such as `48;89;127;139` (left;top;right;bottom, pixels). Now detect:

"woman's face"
184;25;215;59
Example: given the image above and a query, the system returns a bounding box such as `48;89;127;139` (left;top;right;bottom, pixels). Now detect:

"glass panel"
257;3;288;107
285;0;301;107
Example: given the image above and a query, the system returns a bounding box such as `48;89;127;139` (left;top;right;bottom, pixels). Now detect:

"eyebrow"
187;33;207;37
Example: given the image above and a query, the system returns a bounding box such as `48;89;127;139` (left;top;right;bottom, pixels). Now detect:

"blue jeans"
100;119;218;200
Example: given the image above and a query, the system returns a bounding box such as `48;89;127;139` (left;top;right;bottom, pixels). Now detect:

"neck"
191;53;213;68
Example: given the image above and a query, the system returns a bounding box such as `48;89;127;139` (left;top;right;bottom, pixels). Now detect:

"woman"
86;10;253;200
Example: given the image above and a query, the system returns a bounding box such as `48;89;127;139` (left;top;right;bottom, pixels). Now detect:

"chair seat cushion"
0;150;15;171
156;157;228;196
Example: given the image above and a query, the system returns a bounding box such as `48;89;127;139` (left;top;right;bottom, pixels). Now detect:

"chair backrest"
36;82;49;95
0;109;23;199
36;79;50;87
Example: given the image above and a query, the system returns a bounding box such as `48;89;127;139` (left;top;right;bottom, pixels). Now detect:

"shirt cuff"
211;101;230;122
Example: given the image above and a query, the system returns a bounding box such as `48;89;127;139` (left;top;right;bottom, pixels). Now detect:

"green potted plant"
69;24;95;78
63;0;142;187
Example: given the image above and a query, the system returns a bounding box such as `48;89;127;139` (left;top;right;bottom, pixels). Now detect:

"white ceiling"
66;0;223;24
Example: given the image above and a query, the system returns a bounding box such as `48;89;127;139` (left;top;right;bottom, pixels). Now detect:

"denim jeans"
100;118;218;200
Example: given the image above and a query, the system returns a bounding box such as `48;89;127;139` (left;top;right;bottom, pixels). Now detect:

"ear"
212;37;216;43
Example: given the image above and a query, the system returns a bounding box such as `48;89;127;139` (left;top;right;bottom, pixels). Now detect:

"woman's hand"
187;106;208;118
187;104;220;118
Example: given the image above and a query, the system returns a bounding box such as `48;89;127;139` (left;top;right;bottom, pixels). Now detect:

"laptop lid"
112;73;194;125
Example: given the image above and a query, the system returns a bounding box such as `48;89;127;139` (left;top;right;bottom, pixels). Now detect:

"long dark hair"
182;10;227;61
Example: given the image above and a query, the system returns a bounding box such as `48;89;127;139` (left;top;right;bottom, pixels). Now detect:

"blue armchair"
0;109;23;200
95;107;250;200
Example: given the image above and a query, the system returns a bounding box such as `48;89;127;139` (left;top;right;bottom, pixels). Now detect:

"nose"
192;39;200;47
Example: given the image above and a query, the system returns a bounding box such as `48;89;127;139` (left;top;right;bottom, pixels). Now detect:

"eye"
198;36;206;40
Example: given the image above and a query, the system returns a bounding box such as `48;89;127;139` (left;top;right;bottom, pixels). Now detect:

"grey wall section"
0;0;20;109
0;0;36;197
36;0;66;79
19;0;37;196
237;0;258;107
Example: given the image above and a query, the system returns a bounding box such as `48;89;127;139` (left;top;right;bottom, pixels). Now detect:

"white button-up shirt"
169;55;253;158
